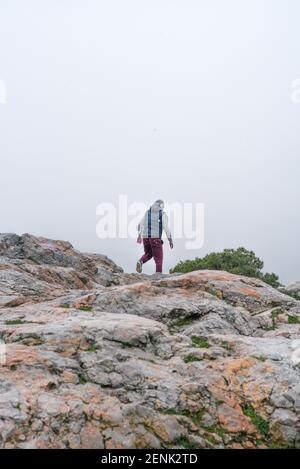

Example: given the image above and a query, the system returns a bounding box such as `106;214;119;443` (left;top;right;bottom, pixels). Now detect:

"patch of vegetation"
78;373;87;384
255;438;264;447
205;433;220;445
202;424;227;439
86;344;97;352
79;305;93;312
174;436;198;449
122;343;135;348
264;307;284;331
263;325;276;332
221;341;234;352
170;314;199;329
163;408;205;426
207;289;223;299
285;291;300;301
191;336;209;348
288;315;300;324
57;414;70;425
242;404;269;438
272;307;283;320
5;319;26;325
263;273;281;289
164;409;227;445
189;410;205;426
60;303;70;308
170;247;281;288
183;354;202;363
268;441;297;449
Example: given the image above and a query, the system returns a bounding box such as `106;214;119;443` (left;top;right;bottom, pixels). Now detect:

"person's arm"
137;216;144;243
162;213;173;248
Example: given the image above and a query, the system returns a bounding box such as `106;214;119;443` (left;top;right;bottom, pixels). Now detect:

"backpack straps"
147;208;151;238
159;210;163;239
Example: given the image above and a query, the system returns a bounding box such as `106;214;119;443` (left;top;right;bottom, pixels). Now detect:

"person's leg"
136;238;153;273
151;238;163;273
140;238;153;264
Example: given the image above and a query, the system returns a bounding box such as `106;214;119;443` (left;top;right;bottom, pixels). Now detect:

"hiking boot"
136;260;143;273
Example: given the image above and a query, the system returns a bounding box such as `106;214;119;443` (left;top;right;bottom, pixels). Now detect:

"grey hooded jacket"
138;201;171;239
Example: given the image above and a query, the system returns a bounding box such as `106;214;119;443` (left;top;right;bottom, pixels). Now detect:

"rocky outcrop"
0;233;123;309
0;233;300;449
281;282;300;301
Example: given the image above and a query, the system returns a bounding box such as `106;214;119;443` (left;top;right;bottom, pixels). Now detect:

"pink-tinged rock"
80;423;104;449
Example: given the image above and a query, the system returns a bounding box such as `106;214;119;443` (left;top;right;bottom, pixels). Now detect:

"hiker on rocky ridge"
136;199;173;273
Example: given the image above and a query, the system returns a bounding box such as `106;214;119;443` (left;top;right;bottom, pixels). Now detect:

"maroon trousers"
140;238;163;273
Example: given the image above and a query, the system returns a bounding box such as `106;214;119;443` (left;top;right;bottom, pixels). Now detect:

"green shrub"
170;247;281;288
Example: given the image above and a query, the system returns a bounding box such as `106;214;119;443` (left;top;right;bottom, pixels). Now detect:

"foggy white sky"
0;0;300;284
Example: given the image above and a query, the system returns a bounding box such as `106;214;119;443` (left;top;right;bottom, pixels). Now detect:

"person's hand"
169;238;174;249
137;235;142;244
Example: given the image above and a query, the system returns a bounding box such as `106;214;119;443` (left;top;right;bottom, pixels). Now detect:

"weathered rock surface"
281;282;300;300
0;233;300;449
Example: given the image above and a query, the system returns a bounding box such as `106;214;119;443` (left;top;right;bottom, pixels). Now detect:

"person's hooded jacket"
138;200;171;239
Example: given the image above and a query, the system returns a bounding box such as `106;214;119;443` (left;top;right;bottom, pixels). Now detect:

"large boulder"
0;234;123;308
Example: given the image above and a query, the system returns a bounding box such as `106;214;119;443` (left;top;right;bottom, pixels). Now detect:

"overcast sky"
0;0;300;284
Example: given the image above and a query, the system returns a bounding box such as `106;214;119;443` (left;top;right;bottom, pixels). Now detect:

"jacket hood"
150;200;164;212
